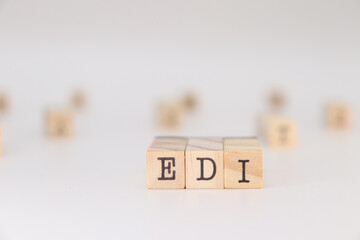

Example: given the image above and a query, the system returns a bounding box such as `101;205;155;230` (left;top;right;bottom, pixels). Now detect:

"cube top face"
47;109;74;137
186;137;223;151
223;137;261;151
224;138;263;189
148;136;188;151
186;137;224;189
147;137;187;189
326;104;351;129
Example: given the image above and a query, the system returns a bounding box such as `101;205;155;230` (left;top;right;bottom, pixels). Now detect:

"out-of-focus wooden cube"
0;93;9;113
268;90;285;112
71;90;86;110
0;127;3;156
258;114;297;147
158;102;184;129
326;103;352;129
47;109;74;137
182;92;197;112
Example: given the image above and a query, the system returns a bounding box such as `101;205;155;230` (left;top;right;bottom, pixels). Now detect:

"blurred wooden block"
268;89;285;111
259;114;297;147
182;92;197;112
0;93;9;113
185;137;224;189
47;109;74;137
267;116;297;147
158;102;184;129
71;90;86;110
147;137;187;189
257;114;269;140
224;137;263;189
0;127;3;156
326;103;352;129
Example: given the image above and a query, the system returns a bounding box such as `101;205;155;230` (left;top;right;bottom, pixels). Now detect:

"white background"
0;0;360;239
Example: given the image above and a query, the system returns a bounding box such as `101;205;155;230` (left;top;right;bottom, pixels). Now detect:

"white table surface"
0;0;360;238
0;110;358;240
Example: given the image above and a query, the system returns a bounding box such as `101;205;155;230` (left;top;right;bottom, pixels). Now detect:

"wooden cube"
268;89;285;111
185;137;224;189
71;90;86;110
0;93;9;113
257;114;270;140
268;116;297;147
182;91;197;112
259;114;297;147
0;127;3;156
158;102;184;129
147;137;187;189
224;137;263;189
47;109;74;137
326;103;352;129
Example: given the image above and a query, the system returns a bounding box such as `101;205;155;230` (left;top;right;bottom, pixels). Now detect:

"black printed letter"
196;158;216;181
238;160;250;183
158;157;176;180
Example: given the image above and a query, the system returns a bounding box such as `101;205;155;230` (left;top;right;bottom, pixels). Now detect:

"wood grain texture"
147;137;187;189
224;137;262;189
326;103;352;129
47;109;74;137
185;137;224;189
